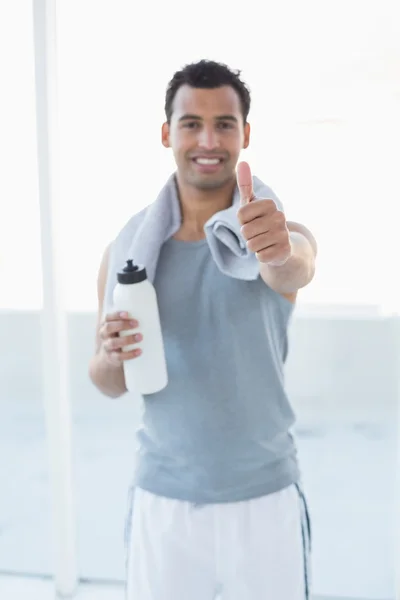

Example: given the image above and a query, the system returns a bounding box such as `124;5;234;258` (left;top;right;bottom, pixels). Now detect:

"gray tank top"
133;237;301;503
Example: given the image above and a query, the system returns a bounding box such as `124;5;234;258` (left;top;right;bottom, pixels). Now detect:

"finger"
101;319;139;339
256;246;290;265
108;347;142;365
237;161;254;205
104;311;133;322
105;333;143;352
241;216;272;241
246;232;276;254
240;207;285;236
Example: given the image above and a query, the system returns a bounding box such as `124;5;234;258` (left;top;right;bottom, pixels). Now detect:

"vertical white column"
397;315;400;600
32;0;78;596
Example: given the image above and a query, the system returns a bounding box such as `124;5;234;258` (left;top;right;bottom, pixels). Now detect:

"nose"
197;125;220;150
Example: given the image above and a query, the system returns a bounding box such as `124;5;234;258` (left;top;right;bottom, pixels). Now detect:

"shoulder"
99;205;151;314
104;205;151;269
103;205;149;280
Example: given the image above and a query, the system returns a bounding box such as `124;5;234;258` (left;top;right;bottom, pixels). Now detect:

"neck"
173;173;236;241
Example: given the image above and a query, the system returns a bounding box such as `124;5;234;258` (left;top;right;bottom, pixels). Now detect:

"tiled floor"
0;575;124;600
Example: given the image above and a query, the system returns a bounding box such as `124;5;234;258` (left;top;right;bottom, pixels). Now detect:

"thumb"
237;161;254;206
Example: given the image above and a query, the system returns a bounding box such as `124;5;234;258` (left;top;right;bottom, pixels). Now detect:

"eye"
183;121;200;129
217;121;234;130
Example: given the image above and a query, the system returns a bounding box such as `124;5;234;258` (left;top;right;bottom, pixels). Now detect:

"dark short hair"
165;59;251;124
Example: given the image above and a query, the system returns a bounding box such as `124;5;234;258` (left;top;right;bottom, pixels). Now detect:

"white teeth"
195;158;220;165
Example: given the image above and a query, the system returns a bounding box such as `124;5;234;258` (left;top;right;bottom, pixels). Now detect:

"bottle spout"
124;259;139;272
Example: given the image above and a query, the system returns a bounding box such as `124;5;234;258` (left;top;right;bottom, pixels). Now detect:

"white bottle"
112;259;168;395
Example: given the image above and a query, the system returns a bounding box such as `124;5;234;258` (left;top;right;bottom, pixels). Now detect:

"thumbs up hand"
236;161;292;266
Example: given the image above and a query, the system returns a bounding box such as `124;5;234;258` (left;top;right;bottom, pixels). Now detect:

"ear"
243;122;251;149
161;122;170;148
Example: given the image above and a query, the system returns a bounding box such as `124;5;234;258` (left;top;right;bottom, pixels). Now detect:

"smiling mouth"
192;157;224;165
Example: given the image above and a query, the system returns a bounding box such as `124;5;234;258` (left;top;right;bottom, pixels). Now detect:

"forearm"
259;231;315;294
88;351;127;399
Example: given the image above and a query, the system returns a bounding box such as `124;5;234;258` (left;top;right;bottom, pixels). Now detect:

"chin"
186;171;235;192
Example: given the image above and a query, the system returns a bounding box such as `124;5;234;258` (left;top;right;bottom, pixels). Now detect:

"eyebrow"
178;114;238;123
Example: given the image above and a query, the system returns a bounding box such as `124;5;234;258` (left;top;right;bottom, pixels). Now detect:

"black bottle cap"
117;259;147;284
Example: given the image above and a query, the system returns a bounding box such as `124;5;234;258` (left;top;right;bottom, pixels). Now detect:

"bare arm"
88;244;141;398
235;163;317;300
259;221;317;296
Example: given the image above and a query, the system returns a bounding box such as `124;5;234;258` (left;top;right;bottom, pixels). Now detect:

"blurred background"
0;1;399;598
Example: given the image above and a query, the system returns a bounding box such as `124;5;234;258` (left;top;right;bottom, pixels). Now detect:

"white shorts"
125;484;311;600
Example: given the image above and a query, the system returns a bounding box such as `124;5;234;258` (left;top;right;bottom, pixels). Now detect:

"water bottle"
113;259;168;395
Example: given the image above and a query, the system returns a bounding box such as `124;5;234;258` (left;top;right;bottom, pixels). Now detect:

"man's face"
162;85;250;191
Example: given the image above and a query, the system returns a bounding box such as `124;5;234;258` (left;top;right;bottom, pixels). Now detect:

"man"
89;59;317;600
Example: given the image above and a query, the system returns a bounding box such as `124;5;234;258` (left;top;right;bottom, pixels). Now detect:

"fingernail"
134;348;142;356
120;311;128;317
134;334;142;342
130;320;138;327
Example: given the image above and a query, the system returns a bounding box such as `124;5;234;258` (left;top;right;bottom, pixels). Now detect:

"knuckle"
237;207;245;224
241;224;250;239
111;337;120;350
279;231;290;246
121;336;131;346
237;204;252;223
246;238;256;252
103;322;112;336
258;199;273;214
106;337;118;351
